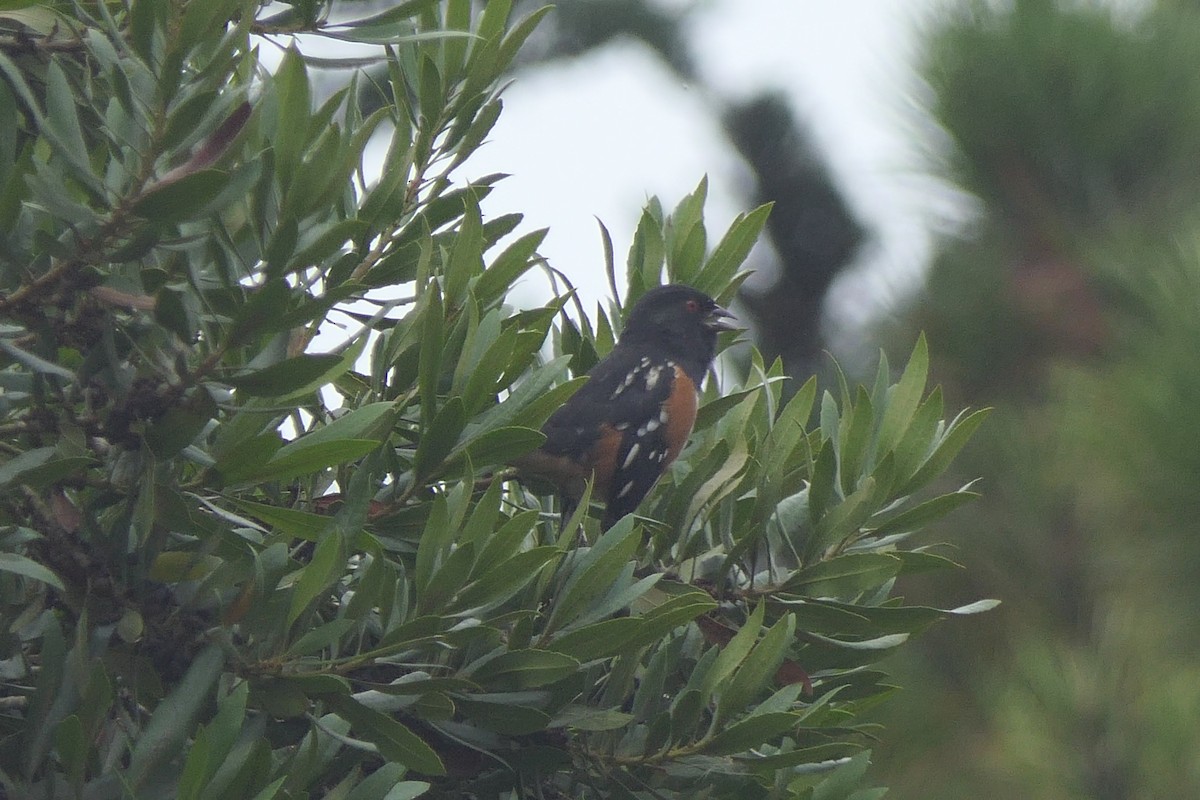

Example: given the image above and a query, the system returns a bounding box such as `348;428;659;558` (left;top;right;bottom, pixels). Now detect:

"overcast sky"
460;0;963;344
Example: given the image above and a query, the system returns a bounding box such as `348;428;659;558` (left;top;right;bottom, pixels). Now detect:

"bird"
515;284;737;531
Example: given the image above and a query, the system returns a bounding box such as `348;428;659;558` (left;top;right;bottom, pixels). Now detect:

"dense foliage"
0;2;988;797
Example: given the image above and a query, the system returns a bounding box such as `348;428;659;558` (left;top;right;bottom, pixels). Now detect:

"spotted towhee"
515;284;737;530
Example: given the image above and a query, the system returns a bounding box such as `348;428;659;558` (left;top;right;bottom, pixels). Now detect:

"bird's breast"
661;362;698;467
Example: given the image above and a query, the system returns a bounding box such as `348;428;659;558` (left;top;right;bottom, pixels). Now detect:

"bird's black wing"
539;346;694;528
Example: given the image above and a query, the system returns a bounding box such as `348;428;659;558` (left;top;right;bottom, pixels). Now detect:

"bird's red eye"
685;299;700;312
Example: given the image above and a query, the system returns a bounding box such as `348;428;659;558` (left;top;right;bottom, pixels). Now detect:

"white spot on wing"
622;443;641;469
611;368;641;400
617;481;635;498
645;365;662;390
636;417;662;437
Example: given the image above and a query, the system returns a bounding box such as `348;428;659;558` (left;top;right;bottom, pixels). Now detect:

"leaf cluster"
0;2;990;799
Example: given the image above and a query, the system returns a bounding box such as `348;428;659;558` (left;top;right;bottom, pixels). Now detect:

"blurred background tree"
873;0;1200;797
510;0;867;382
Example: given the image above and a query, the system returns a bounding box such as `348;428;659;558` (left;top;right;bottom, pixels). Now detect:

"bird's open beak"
704;304;739;332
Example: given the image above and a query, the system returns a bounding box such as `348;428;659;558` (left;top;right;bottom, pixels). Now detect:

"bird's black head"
619;284;738;380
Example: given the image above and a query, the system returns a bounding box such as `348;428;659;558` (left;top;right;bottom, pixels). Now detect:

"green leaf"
565;571;661;631
286;402;397;452
265;217;298;277
274;47;311;178
467;355;575;435
473;0;512;46
548;705;634;732
0;339;75;379
223;498;328;542
869;488;980;538
450;97;504;171
414;494;452;598
178;681;249;800
877;333;929;454
126;646;225;790
892;385;944;481
347;764;430;800
0;453;92;490
784;554;902;598
452;425;544;467
766;376;817;471
420;539;476;611
701;711;801;756
838;387;874;495
460;477;504;548
286;531;343;626
716;613;796;726
474;228;546;304
333;0;439;29
546;616;645;662
809;476;879;559
145;390;217;457
624;592;717;651
808;440;838;525
0;552;64;590
225;439;379;484
247;776;286;800
546;516;641;632
776;597;945;637
417;283;445;423
287;618;357;656
452;545;560;612
703;603;764;699
893;550;964;575
495;5;553;76
327;695;445;776
43;59;88;170
290;219;367;272
472;506;539;567
626;204;665;294
807;631;910;651
947;598;1001;615
54;714;86;786
901;407;991;494
813;750;873;800
696;203;772;295
225;354;343;397
133;169;230;223
147;552;221;582
444;197;484;303
682;443;750;532
666;176;708;281
225;280;291;347
443;0;471;74
417;54;443;130
470;649;580;690
413;396;467;481
0;447;54;488
179;0;241;52
455;696;551;735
